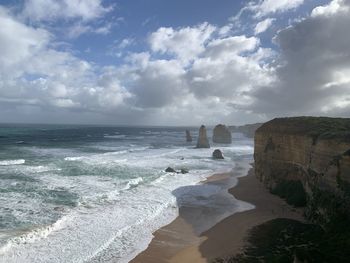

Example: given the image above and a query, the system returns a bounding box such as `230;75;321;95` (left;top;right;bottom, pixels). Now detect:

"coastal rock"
165;167;176;173
213;124;232;144
54;206;64;212
254;117;350;224
180;168;189;174
196;125;210;148
185;130;192;142
212;149;224;159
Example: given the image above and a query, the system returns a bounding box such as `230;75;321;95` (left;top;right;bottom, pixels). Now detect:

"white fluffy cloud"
149;22;216;64
311;0;350;17
251;0;305;17
0;5;130;121
0;7;50;69
188;36;273;101
22;0;112;21
254;18;275;34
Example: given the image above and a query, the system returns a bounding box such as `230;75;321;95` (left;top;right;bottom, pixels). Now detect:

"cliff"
213;124;232;143
254;117;350;225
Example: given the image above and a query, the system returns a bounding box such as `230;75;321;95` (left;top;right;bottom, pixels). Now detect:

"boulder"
212;149;224;159
196;125;210;148
54;206;65;212
180;168;189;174
213;124;232;144
186;130;192;142
165;167;176;173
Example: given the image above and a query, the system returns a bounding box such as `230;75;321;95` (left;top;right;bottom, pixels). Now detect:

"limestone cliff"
213;124;232;143
185;130;192;142
254;117;350;224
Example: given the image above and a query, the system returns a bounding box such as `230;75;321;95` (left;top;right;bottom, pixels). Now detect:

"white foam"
64;156;83;161
0;215;70;255
104;135;126;139
0;159;25;166
0;133;255;263
0;171;207;263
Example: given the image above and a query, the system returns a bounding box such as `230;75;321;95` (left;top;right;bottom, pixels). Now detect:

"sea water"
0;124;254;262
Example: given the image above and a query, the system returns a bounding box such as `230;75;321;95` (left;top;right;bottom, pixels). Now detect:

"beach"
131;165;304;263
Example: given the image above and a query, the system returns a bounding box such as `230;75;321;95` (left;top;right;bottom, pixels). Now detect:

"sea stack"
185;130;192;142
196;125;210;148
213;124;232;144
212;149;224;159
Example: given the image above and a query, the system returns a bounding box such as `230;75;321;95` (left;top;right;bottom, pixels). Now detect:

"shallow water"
0;124;254;262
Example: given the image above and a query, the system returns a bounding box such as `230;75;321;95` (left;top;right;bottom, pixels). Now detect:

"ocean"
0;124;254;262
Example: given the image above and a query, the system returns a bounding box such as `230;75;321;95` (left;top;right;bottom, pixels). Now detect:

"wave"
0;159;25;166
64;156;82;161
123;177;143;190
104;135;126;139
0;215;69;255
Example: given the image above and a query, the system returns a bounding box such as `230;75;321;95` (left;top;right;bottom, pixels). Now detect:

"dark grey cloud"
250;0;350;117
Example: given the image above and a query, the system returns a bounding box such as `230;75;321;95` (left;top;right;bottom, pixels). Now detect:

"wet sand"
131;166;304;263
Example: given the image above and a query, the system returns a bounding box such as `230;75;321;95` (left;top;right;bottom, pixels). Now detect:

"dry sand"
131;167;304;263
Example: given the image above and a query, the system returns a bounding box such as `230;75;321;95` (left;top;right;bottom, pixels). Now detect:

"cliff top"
257;117;350;141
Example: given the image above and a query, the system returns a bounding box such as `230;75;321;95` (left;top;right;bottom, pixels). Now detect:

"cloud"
249;0;350;117
0;5;130;119
22;0;112;22
251;0;305;17
187;36;273;102
1;0;350;125
254;18;275;34
0;7;50;69
122;57;188;108
148;22;216;64
311;0;349;17
66;21;114;38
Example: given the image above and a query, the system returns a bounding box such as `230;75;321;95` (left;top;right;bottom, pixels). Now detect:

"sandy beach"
131;165;304;263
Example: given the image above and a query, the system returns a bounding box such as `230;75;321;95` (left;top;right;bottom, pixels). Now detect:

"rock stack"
212;149;224;159
213;124;232;144
186;130;192;142
196;125;210;148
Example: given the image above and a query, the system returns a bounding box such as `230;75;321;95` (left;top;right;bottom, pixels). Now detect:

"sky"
0;0;349;126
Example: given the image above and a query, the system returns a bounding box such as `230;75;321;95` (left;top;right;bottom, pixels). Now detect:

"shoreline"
131;164;304;263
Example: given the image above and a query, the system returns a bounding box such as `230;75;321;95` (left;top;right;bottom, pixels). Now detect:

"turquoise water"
0;124;254;262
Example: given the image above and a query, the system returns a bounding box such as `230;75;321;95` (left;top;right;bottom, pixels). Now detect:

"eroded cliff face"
254;117;350;224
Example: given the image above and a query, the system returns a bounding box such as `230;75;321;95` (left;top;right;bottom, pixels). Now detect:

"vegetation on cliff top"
214;218;350;263
257;117;350;141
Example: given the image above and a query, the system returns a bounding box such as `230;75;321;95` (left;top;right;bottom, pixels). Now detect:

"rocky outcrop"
255;117;350;224
165;167;189;174
186;130;192;142
212;149;224;159
165;167;176;173
180;168;189;174
196;125;210;148
213;124;232;143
